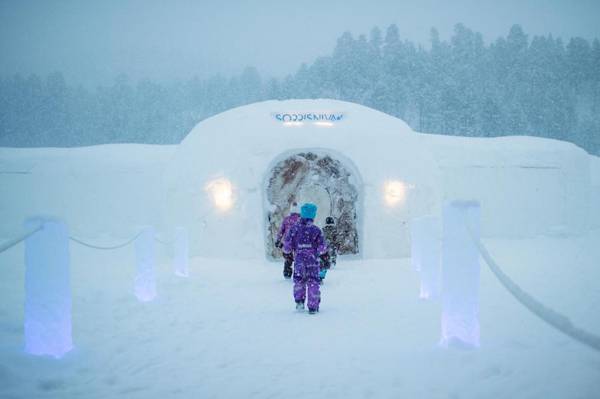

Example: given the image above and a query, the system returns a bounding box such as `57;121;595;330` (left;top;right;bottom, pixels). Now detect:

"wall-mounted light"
205;178;234;211
384;180;407;207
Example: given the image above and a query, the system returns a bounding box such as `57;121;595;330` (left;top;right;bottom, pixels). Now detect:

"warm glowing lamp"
384;180;406;207
205;178;234;211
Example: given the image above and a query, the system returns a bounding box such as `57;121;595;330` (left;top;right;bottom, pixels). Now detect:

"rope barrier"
0;224;43;254
69;231;143;250
468;227;600;352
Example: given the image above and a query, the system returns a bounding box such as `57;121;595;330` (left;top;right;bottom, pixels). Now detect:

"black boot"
283;253;293;279
283;264;292;279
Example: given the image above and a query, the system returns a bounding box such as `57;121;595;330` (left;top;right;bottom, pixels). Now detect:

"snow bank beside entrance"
418;133;591;237
0;145;176;239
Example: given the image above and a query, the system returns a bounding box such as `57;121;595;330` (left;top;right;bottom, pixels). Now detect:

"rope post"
134;226;157;302
24;218;73;358
440;200;481;349
174;227;189;277
410;215;441;300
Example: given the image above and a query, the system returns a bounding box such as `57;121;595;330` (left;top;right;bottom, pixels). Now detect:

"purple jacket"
277;212;300;242
283;218;327;268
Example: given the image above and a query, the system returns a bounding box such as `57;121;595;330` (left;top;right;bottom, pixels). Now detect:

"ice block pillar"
440;200;481;349
410;215;441;300
134;226;156;302
24;218;73;358
410;219;422;272
174;227;189;277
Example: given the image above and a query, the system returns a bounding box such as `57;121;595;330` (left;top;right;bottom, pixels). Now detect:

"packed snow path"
1;233;600;398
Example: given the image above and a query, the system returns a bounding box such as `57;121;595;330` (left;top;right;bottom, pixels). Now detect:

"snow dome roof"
163;99;441;259
173;99;418;177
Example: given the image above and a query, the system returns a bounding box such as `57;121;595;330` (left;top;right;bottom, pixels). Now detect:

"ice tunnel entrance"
296;184;331;228
264;150;361;260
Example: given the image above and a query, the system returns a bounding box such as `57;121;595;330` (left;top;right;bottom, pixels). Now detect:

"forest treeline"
1;24;599;154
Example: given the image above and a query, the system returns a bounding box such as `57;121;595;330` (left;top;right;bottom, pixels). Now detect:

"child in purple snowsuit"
275;202;301;279
283;203;329;314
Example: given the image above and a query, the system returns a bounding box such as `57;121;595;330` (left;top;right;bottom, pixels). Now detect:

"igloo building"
0;99;597;261
163;99;441;260
162;99;596;260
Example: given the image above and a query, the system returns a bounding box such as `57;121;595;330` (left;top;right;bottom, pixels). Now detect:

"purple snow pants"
293;264;321;311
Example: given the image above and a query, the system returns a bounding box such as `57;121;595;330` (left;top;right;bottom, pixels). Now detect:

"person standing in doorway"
275;202;301;279
283;203;329;314
320;216;339;283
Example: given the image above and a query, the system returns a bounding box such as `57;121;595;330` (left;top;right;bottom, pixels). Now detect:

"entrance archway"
296;183;331;227
264;150;361;259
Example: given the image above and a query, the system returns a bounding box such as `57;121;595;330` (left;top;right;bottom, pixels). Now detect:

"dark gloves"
275;239;283;249
319;253;330;269
283;251;294;263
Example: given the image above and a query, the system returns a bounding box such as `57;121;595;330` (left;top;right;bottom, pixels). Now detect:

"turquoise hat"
300;203;317;219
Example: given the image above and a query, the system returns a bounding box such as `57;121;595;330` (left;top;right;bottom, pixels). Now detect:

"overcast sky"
1;0;599;87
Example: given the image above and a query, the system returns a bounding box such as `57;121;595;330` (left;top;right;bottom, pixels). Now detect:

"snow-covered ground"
1;231;599;399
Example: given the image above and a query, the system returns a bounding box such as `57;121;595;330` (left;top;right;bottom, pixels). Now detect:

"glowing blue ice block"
134;226;156;302
24;218;73;358
410;219;422;272
410;215;441;300
440;200;481;349
174;227;189;277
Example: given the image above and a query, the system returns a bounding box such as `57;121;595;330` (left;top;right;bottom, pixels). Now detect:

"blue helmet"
300;203;317;220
